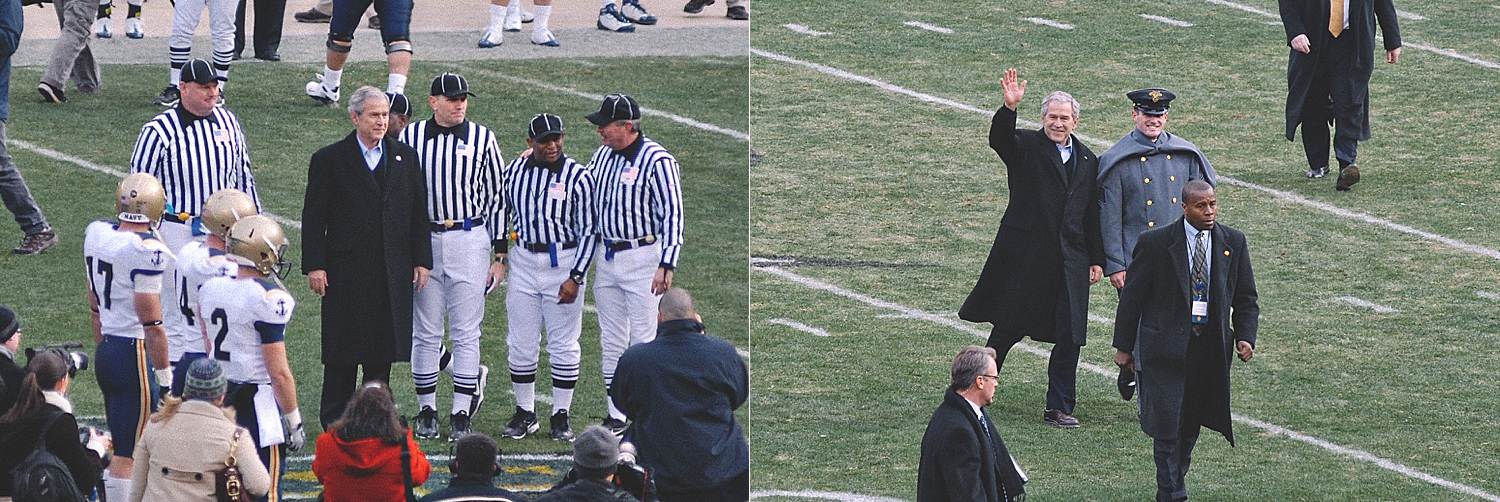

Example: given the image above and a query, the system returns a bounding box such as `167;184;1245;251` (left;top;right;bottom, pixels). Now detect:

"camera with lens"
25;342;90;377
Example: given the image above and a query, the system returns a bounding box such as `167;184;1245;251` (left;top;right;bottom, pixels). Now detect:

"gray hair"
615;119;641;132
1040;91;1080;119
950;345;997;391
1182;179;1214;202
348;86;389;115
659;287;695;321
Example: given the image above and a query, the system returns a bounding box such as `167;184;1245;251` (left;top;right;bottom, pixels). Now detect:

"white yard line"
1141;14;1194;27
1203;0;1276;18
753;264;1500;502
1395;9;1427;20
749;49;1500;264
904;21;954;34
1478;291;1500;301
767;317;831;336
1333;296;1399;313
1205;0;1500;70
784;23;832;36
1021;17;1074;30
752;490;910;502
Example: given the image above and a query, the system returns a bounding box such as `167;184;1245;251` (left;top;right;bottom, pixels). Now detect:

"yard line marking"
752;490;909;502
753;264;1500;502
10;139;303;230
750;50;1500;263
767;318;831;336
737;347;750;360
784;23;832;36
904;21;954;34
1395;9;1426;20
1204;0;1500;70
1088;312;1116;325
1477;291;1500;301
1333;296;1399;313
288;452;574;463
1022;17;1074;30
455;66;750;142
1141;14;1194;27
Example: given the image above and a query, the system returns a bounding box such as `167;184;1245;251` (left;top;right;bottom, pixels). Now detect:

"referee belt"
521;241;578;253
431;218;484;232
603;235;657;260
161;212;208;236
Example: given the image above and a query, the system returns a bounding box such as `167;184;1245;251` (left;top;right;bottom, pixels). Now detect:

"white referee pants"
169;0;235;59
505;245;583;410
593;241;660;420
412;227;489;415
157;220;204;366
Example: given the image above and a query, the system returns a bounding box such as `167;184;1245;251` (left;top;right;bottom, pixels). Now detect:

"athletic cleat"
470;365;489;416
37;82;65;103
602;417;628;437
597;4;636;32
414;406;440;439
305;77;340;105
1306;166;1329;179
154;86;180;107
620;0;657;24
726;5;747;19
95;18;112;38
125;17;143;39
549;410;574;442
519;8;534;22
530;29;560;47
501;407;540;439
503;9;522;31
683;0;714;13
449;411;473;442
477;29;503;48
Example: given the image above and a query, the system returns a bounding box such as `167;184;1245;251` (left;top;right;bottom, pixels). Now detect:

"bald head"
659;287;696;321
1182;179;1213;203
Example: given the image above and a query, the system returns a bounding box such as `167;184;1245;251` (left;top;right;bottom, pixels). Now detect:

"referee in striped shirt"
497;113;596;442
131;57;259;369
396;72;504;441
584;93;684;434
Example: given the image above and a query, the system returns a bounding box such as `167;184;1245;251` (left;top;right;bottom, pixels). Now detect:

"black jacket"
0;351;22;416
418;475;528;502
0;405;105;496
917;388;1025;502
1280;0;1401;141
534;478;638;502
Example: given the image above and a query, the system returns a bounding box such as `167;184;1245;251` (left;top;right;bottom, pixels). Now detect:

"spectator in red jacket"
313;381;431;502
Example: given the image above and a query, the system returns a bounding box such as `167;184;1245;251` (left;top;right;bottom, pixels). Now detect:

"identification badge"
1191;301;1209;324
213;128;229;143
455;142;471;158
547;181;566;201
620;165;639;184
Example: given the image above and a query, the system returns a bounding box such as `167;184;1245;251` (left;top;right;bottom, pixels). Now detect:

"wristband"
154;367;174;389
142;320;163;327
283;409;302;427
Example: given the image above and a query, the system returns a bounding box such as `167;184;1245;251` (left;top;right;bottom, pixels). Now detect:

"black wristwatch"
569;271;586;285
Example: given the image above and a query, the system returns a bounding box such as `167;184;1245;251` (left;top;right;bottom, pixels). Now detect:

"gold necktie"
1329;0;1344;37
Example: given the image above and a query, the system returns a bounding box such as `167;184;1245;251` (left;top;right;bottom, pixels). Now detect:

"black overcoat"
959;105;1103;346
1279;0;1401;141
916;388;1025;502
1112;217;1258;444
302;132;432;366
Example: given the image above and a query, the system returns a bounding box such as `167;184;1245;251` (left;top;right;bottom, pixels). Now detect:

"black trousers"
320;362;392;429
1153;424;1201;502
234;0;286;57
657;470;748;502
1300;29;1360;170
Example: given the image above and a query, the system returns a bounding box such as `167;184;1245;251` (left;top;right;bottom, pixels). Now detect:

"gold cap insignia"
1149;90;1163;102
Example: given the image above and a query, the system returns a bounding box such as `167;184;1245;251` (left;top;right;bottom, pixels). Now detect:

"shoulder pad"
256;278;285;293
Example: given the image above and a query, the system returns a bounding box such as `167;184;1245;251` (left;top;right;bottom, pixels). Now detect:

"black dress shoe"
294;8;332;23
231;52;242;61
1336;164;1360;191
255;52;280;62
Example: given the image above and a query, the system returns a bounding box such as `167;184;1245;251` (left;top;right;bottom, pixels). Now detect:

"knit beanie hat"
183;358;227;401
0;305;18;344
573;425;620;470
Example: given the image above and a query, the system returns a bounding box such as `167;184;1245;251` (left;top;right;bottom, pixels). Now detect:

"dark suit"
1280;0;1400;169
1113;217;1258;502
234;0;286;59
959;105;1103;414
302;131;431;427
917;387;1025;502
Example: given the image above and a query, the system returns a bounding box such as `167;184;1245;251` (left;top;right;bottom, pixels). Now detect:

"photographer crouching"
0;342;110;501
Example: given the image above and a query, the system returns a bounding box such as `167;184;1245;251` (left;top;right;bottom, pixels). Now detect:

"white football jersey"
199;277;295;384
84;220;175;340
171;242;238;361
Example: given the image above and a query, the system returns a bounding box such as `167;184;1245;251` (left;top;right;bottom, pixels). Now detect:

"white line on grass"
904;21;953;34
1333;296;1399;313
1203;0;1276;17
454;66;750;142
751;490;910;502
1141;14;1194;27
1205;0;1500;70
749;50;1500;263
753;264;1500;502
784;23;832;36
1478;291;1500;301
1395;9;1426;20
767;317;831;336
1021;17;1074;30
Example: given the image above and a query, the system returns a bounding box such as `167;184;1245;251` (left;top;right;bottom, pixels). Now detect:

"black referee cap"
585;93;641;126
430;72;477;98
180;58;220;85
528;113;564;140
386;92;413;117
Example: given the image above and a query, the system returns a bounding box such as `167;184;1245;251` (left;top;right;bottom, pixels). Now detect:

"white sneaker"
125;17;143;38
305;77;339;105
470;364;489;415
478;29;503;48
519;8;534;22
94;18;112;38
531;28;559;47
620;0;657;24
503;8;524;31
597;4;635;32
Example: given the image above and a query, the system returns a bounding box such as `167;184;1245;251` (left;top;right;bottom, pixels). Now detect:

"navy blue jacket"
417;475;527;502
0;0;23;121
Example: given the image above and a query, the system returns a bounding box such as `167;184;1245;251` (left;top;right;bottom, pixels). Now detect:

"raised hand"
1001;68;1027;110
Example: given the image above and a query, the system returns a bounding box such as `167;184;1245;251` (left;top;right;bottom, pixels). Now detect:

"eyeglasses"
979;374;1000;383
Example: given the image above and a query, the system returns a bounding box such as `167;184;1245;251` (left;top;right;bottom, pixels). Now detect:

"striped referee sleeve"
399;120;506;250
589;136;684;269
130;107;260;215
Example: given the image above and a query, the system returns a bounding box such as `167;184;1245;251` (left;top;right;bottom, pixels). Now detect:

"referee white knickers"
157;218;205;366
505;245;584;406
169;0;235;58
412;226;490;414
594;241;661;394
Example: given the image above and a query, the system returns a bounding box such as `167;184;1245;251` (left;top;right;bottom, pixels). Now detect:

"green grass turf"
751;0;1500;500
0;56;746;494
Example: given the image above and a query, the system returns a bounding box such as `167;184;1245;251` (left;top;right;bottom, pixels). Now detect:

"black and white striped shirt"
131;107;260;216
399;119;506;247
588;135;683;268
501;154;597;275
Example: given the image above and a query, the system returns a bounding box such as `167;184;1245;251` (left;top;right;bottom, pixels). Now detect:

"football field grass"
0;55;747;497
752;0;1500;500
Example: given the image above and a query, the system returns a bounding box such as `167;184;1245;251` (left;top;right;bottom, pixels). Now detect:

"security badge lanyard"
1192;284;1209;324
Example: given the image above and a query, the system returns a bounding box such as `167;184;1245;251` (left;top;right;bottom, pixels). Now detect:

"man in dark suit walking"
960;68;1104;429
917;345;1026;502
1113;180;1259;502
302;86;432;428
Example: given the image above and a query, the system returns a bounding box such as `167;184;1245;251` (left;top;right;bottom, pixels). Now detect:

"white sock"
169;68;181;86
534;5;551;31
104;473;132;502
489;4;505;31
606;395;627;421
387;73;406;95
600;0;612;9
552;386;574;415
452;393;473;415
514;382;535;413
507;1;521;18
322;66;342;90
417;392;436;411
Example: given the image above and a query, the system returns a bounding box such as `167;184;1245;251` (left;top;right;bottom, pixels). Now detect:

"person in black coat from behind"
0;350;110;498
418;433;528;502
0;305;26;416
917;345;1026;502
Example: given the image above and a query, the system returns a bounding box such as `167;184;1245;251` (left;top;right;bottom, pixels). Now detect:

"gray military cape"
1097;130;1217;275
